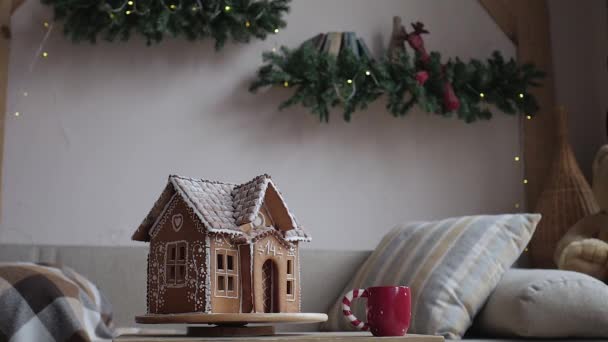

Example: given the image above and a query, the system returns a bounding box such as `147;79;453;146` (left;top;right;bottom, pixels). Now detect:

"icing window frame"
165;241;188;287
252;212;265;228
286;256;295;301
215;248;239;298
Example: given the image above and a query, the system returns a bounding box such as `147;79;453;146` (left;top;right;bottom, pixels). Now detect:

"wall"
549;0;608;180
1;0;520;250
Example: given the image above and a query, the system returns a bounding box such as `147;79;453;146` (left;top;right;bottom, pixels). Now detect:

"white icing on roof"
132;174;309;242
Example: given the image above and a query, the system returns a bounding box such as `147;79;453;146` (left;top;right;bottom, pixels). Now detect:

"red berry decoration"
443;82;461;112
415;71;429;85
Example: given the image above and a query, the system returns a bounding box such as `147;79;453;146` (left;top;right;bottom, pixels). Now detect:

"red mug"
342;286;411;337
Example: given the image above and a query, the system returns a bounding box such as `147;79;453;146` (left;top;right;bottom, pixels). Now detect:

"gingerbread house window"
215;249;238;298
286;256;295;300
166;241;188;287
287;259;293;275
217;254;224;270
287;280;293;295
227;254;234;270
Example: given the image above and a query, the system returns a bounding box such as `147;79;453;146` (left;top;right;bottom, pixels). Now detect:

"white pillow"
476;269;608;338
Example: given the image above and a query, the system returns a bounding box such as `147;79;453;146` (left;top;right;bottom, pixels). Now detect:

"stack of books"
302;32;374;60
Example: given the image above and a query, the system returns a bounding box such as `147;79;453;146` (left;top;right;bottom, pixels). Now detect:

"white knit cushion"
476;269;608;338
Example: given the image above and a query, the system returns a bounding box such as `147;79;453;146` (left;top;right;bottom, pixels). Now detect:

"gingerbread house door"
261;259;279;313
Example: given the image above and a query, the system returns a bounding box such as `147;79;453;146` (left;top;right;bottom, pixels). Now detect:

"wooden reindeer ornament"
389;18;459;112
388;16;408;61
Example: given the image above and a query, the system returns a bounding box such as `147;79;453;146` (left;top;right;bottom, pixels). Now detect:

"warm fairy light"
514;156;520;162
479;92;485;98
128;1;134;5
14;112;20;117
525;248;529;252
283;81;289;87
519;93;524;99
109;13;116;19
515;203;520;209
274;28;279;33
365;70;371;76
347;79;353;84
224;5;231;11
245;21;251;27
125;10;132;14
192;6;198;11
42;52;48;58
526;115;532;120
523;179;528;184
43;21;50;28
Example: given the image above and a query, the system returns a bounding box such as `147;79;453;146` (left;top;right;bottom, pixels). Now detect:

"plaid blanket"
0;263;114;342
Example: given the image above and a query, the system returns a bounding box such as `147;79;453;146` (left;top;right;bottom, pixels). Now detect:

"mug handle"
342;289;369;331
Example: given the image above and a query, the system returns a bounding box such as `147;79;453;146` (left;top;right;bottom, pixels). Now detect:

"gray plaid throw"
0;263;114;342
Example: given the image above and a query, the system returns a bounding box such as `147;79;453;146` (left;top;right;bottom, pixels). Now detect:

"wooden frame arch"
479;0;557;210
0;0;25;217
0;0;555;214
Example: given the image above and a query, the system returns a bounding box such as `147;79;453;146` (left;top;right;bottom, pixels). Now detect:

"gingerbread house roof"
132;174;311;242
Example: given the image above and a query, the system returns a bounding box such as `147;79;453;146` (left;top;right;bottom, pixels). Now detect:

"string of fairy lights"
9;20;52;118
103;0;229;17
9;4;283;118
101;0;282;34
285;66;532;216
295;63;533;218
9;16;531;253
486;91;530;210
518;112;531;253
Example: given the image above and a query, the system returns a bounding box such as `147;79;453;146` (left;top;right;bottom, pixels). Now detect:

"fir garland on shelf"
41;0;290;48
250;21;545;123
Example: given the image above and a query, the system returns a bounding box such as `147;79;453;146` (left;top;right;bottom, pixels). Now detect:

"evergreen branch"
250;42;545;123
41;0;291;47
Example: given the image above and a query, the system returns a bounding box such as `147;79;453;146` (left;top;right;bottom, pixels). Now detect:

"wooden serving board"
135;313;328;325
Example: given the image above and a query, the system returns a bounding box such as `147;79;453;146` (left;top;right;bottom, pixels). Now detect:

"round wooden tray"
135;312;328;325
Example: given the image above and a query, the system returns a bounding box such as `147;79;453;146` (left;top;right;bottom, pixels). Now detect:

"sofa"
0;243;606;341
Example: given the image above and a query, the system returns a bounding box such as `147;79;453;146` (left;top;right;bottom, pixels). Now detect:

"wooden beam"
479;0;557;209
478;0;518;44
512;0;557;210
0;0;12;221
11;0;24;14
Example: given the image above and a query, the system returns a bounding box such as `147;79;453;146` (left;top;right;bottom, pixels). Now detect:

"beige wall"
2;0;521;250
548;0;608;180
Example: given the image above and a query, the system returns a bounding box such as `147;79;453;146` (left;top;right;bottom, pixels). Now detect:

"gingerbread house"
132;174;311;315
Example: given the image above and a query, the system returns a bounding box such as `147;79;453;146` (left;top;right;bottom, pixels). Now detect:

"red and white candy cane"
342;289;369;331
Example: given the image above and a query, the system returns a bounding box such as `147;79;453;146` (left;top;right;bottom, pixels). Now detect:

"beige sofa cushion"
476;269;608;338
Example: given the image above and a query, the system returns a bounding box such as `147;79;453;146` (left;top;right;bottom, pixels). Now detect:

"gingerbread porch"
132;174;311;315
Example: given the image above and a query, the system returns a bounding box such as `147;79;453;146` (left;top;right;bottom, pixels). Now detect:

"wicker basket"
529;107;599;268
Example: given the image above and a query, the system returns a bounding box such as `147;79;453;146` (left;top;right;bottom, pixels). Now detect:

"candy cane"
342;289;369;331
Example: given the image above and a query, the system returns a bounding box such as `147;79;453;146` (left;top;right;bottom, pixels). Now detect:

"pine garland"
41;0;290;48
250;39;545;123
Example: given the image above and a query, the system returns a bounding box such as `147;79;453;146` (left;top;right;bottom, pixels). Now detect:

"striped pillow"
323;214;541;339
